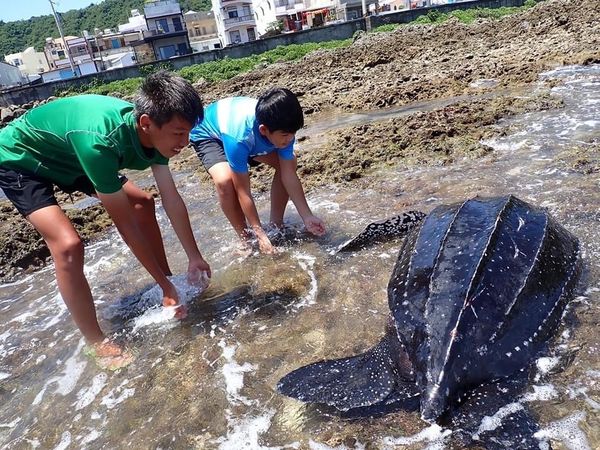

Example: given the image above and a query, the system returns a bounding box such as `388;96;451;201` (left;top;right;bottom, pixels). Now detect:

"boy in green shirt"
0;71;210;367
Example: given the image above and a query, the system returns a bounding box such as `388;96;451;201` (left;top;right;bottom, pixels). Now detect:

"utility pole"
48;0;78;78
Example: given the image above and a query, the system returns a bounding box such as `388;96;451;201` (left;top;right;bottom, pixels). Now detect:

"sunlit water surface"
0;65;599;449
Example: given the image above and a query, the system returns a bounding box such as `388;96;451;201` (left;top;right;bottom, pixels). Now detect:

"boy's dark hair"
255;87;304;133
134;70;203;127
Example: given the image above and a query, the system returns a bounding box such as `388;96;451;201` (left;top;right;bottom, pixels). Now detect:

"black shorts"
0;165;127;216
191;139;261;172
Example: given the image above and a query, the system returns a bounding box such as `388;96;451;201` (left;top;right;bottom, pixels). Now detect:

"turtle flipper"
337;211;426;252
278;334;415;410
447;375;541;450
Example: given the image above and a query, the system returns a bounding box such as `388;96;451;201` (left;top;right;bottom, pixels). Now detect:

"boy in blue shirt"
190;88;325;254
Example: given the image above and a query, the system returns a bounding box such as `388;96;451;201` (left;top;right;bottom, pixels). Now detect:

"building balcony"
223;14;255;27
274;0;303;7
144;0;182;19
142;27;188;41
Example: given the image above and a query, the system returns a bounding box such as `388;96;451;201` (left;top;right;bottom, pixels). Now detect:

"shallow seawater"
0;65;599;449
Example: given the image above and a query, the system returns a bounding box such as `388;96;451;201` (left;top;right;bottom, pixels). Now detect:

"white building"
43;36;98;80
0;61;27;88
212;0;258;46
142;0;192;60
4;47;50;76
118;9;148;33
84;27;142;71
184;10;222;52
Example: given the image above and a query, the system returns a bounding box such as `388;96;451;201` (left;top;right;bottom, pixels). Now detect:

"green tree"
0;0;211;56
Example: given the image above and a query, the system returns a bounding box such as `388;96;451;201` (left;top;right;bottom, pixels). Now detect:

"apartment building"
4;47;50;77
41;36;97;81
133;0;192;63
183;10;222;52
0;61;26;89
212;0;258;46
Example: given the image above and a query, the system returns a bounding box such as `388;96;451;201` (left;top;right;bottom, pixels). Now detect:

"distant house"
0;61;27;89
184;10;222;52
4;47;50;77
212;0;258;46
132;0;192;63
84;26;143;71
118;9;149;33
42;36;98;80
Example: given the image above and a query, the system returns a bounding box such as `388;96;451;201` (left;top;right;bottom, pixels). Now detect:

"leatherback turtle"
278;195;580;448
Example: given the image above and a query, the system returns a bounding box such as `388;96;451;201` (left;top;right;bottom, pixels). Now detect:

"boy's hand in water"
304;215;326;236
161;281;188;319
188;256;211;281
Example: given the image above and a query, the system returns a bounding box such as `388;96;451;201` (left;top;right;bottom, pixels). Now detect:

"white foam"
130;273;209;332
53;431;71;450
534;412;591;450
100;379;135;410
75;373;108;410
523;384;558;402
0;417;21;428
54;340;88;396
535;356;560;375
472;402;524;440
216;411;280;450
79;428;101;445
33;339;87;405
219;340;256;405
0;372;10;380
382;424;450;449
308;198;340;212
292;252;318;308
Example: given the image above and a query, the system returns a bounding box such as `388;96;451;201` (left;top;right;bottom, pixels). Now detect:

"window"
247;27;256;41
156;18;169;32
227;8;238;19
202;26;206;34
243;5;251;15
173;17;183;31
229;30;241;44
194;26;201;36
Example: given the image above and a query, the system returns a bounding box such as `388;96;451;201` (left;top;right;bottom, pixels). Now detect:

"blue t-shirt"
190;97;295;173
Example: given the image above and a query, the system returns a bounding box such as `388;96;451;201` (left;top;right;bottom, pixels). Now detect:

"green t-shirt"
0;94;168;194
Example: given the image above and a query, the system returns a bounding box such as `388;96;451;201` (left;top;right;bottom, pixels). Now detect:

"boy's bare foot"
84;339;134;370
91;339;124;357
233;241;253;257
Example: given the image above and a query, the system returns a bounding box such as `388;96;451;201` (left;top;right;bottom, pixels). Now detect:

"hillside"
0;0;211;57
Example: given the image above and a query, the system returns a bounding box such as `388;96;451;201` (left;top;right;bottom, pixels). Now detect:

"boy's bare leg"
121;180;171;275
208;162;248;239
27;205;104;344
269;169;289;227
253;153;289;227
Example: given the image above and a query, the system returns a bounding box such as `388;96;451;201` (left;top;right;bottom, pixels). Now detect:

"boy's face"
259;125;295;149
138;114;193;158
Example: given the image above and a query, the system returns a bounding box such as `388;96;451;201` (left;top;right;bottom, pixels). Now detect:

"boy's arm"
151;164;211;278
97;190;178;300
279;156;326;236
230;170;275;254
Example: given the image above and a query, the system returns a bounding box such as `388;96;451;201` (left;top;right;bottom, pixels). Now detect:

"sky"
0;0;105;23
